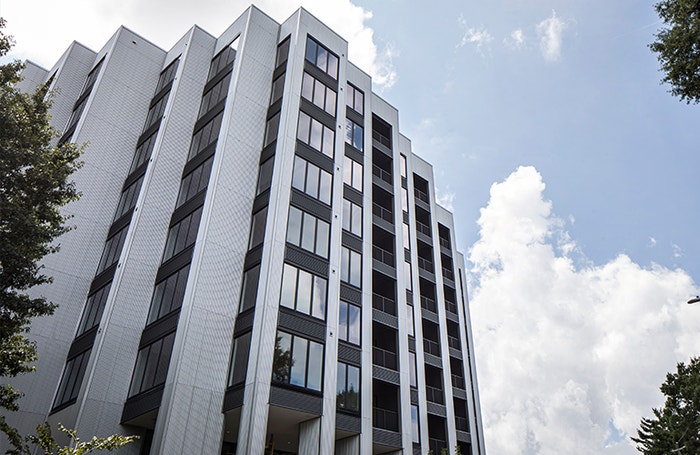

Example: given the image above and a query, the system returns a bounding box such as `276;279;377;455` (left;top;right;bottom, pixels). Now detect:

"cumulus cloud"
457;15;492;52
536;10;567;61
436;188;456;212
2;0;397;90
504;29;526;49
469;166;700;455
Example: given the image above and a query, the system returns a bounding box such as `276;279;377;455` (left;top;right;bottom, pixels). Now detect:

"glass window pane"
312;276;326;319
337;363;346;408
292;156;306;191
341;247;350;283
322;125;334;157
280;264;296;309
354;89;363;115
306;341;323;391
290;337;308;387
315;220;329;258
327;53;338;79
301;73;313;102
350;250;361;287
272;332;292;382
317;46;328;73
325;89;336;116
309;119;323;150
306;164;319;198
313;79;325;107
338;301;348;342
286;206;302;246
351;203;362;237
301;213;316;252
305;38;316;63
297;112;311;142
348;303;361;345
411;405;420;443
319;170;332;205
346;365;359;410
296;269;312;315
342;199;351;232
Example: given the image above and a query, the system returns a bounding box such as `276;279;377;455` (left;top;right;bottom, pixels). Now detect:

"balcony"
455;415;470;432
442;267;454;281
439;236;451;250
448;335;461;351
372;202;394;224
421;295;437;313
373;245;395;268
373;293;396;315
372;130;392;150
415;220;432;238
373;407;399;432
452;373;465;390
372;163;392;185
425;384;444;405
418;256;434;274
429;438;447;455
373;346;398;370
424;338;441;357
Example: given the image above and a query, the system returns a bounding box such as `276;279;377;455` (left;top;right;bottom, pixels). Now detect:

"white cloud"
672;243;683;258
469;166;700;455
457;15;492;52
504;29;526;49
536;10;567;61
436;188;456;211
648;236;657;247
2;0;397;90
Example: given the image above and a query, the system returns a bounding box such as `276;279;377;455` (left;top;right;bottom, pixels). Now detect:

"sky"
2;0;700;453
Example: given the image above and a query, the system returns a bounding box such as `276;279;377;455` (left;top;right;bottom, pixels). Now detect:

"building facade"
7;6;485;455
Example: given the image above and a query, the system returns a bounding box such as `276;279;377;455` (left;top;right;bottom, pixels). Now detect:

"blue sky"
2;0;700;453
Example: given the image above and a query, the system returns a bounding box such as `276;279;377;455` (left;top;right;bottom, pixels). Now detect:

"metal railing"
452;373;465;390
372;164;392;184
448;335;461;351
424;338;441;357
418;256;434;273
414;187;429;204
415;220;432;237
373;293;396;315
425;384;444;405
445;300;458;315
373;346;398;370
372;130;392;149
373;245;395;267
439;236;451;249
455;416;470;432
372;203;394;224
373;407;399;432
421;296;437;313
442;267;454;281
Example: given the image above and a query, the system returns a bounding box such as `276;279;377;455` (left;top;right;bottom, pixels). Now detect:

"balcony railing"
372;203;394;224
448;335;461;351
424;338;441;357
373;346;398;370
442;267;454;281
425;384;444;405
415;220;432;237
372;164;392;185
373;407;399;432
417;256;434;273
439;236;451;249
373;293;396;315
373;245;395;267
445;300;458;315
455;415;470;432
421;296;437;313
414;187;429;204
429;438;447;455
372;130;392;149
452;373;465;390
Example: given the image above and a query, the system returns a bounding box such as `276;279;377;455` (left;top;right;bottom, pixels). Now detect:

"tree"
0;18;134;454
632;357;700;454
649;0;700;104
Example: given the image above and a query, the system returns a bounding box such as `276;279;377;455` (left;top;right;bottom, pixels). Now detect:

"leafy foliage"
632;357;700;454
649;0;700;103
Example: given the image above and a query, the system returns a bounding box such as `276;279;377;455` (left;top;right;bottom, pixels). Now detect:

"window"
188;112;223;160
199;71;231;117
291;156;332;205
238;265;260;313
272;331;323;391
155;58;179;94
143;94;169;130
130;132;158;173
346;84;364;115
276;37;290;67
248;207;268;249
207;38;239;82
403;223;411;250
340;247;361;288
256;157;274;195
176;156;213;207
338;300;360;345
147;265;190;324
65;96;88;133
411;405;420;444
76;283;111;335
96;227;128;274
337;363;360;411
343;156;362;192
113;175;144;221
345;119;363;151
128;332;176;397
342;199;362;237
401;187;409;213
81;58;104;94
162;207;203;261
228;331;251;387
305;37;338;79
264;112;281;147
404;261;413;292
53;349;91;409
400;154;407;179
407;304;415;337
286;206;329;258
280;263;326;319
409;351;417;387
297;111;334;158
270;75;285;105
301;72;336;116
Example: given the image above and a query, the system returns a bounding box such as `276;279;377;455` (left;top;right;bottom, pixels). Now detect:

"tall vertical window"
301;72;336;116
411;405;420;444
340;247;361;288
343;156;363;192
280;264;327;320
403;223;411;250
401;187;409;213
270;75;285;105
305;37;339;79
76;283;112;335
256;158;274;195
207;39;239;82
143;94;169;130
176;156;214;207
238;265;260;313
272;331;324;392
337;363;360;411
406;304;415;337
248;207;268;250
342;199;362;237
188;112;224;160
345;119;363;151
297;111;334;158
162;207;203;261
409;351;417;387
228;331;251;387
130;132;158;173
264;112;281;147
113;176;144;221
405;261;413;292
128;332;176;397
276;37;290;67
81;58;104;93
338;300;361;345
147;265;190;324
400;154;407;178
53;349;91;409
286;206;330;258
292;156;332;205
198;72;232;117
346;84;364;115
154;58;180;93
96;227;128;274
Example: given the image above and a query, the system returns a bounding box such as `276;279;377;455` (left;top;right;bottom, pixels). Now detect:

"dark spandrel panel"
424;353;443;369
277;310;326;342
222;386;245;412
121;385;165;423
426;401;447;418
452;387;467;400
336;412;361;433
456;430;472;443
413;444;423;455
340;283;362;305
338;343;361;365
284;245;329;278
269;385;322;415
372;365;400;385
372;308;398;329
372;428;402;449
